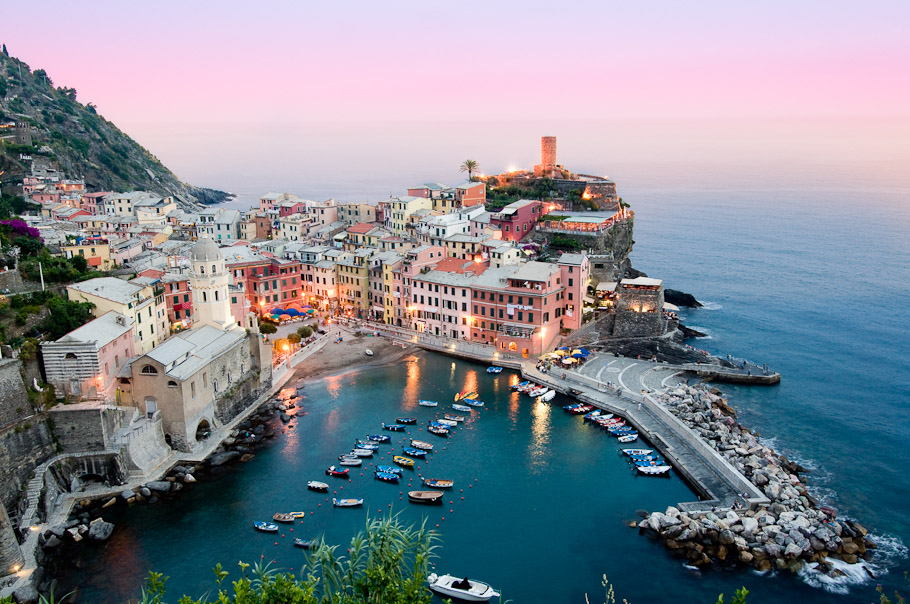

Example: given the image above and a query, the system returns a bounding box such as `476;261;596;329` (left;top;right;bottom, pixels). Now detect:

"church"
116;237;273;451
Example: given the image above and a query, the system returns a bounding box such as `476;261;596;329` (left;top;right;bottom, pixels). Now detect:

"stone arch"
195;418;212;441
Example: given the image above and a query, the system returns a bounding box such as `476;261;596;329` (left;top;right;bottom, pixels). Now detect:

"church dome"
191;236;222;263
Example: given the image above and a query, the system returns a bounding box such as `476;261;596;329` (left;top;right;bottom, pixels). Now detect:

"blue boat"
396;417;417;424
422;478;454;489
452;404;472;412
487;366;503;374
512;381;529;390
253;521;278;533
368;434;391;442
463;399;485;407
402;447;427;457
634;459;665;467
376;465;403;475
630;454;659;461
375;471;400;483
383;423;405;431
353;441;379;450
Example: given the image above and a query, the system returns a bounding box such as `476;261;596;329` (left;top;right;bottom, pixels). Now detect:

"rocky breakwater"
639;385;875;576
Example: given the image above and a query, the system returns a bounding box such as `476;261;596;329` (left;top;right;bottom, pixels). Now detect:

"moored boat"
353;441;379;450
325;466;350;477
634;459;665;467
396;417;417;424
410;439;433;450
338;457;362;466
375;471;400;483
253;521;279;533
487;366;503;374
622;448;653;456
367;434;391;443
527;386;548;397
376;465;403;475
422;478;454;489
463;399;484;407
402;447;427;458
428;425;449;436
333;497;364;507
452;404;472;412
307;480;329;492
637;465;671;476
407;490;444;504
541;390;556;402
618;434;640;443
443;414;465;422
383;423;405;432
293;538;316;549
393;455;415;468
427;573;500;602
418;400;438;407
273;513;296;523
436;418;458;427
353;448;374;456
511;381;530;390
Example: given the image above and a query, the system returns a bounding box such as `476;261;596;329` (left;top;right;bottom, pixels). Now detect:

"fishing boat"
396;417;417;424
338;457;362;466
427;573;501;602
376;466;403;475
375;471;400;483
307;480;329;492
325;466;350;477
293;538;316;549
443;414;465;422
410;439;434;450
428;425;449;436
393;456;415;468
352;448;374;457
516;383;535;393
452;404;472;413
333;498;364;507
563;403;583;411
367;434;391;443
569;405;594;414
463;399;484;407
637;465;671;476
435;418;458;427
487;366;503;374
353;441;379;450
618;434;640;443
365;349;374;356
622;449;653;456
418;400;438;407
383;423;405;431
541;390;556;402
511;381;530;390
273;512;296;523
407;490;444;504
402;447;427;458
423;478;454;489
253;521;279;533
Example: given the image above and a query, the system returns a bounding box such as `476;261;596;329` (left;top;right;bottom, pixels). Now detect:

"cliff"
0;48;230;208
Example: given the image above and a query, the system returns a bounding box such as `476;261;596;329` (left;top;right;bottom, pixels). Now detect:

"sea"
59;160;910;603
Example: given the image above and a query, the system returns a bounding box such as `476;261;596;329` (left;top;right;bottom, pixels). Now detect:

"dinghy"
325;466;350;477
396;417;417;424
376;466;403;475
333;497;363;507
375;471;400;483
636;465;671;476
367;434;391;443
410;439;434;450
393;455;415;468
618;434;640;443
418;400;438;407
511;381;530;391
294;538;316;549
452;404;472;412
422;478;454;489
541;390;556;402
443;414;465;422
383;423;405;431
253;521;278;533
487;366;503;374
402;447;427;458
307;480;329;492
407;490;444;504
622;449;653;456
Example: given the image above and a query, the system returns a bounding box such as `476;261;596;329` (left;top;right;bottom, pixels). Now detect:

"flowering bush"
0;219;42;240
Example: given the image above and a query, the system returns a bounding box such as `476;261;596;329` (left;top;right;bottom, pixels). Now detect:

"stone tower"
0;502;23;577
541;136;557;168
190;236;236;331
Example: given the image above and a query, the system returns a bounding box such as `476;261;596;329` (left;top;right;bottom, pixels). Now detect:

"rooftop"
621;277;663;288
68;277;144;305
53;311;133;348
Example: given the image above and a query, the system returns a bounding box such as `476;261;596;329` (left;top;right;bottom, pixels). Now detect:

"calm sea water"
66;161;909;602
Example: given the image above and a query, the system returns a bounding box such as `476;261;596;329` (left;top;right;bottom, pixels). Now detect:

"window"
167;380;178;388
568;278;574;287
184;294;190;302
202;372;208;388
528;312;534;322
140;365;158;375
191;381;196;398
202;291;207;302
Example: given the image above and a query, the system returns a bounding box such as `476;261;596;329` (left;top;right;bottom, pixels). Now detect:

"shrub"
259;323;277;335
297;325;313;339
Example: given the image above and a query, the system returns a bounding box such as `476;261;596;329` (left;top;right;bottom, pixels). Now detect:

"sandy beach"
289;327;419;383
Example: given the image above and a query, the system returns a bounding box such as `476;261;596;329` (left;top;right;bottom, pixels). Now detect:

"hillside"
0;47;230;207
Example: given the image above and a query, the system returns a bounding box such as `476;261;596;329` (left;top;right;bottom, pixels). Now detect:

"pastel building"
490;199;546;242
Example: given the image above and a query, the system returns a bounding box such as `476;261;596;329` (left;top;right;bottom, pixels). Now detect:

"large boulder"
741;517;759;533
718;529;735;545
146;481;172;493
784;542;803;558
88;521;115;541
209;451;240;466
12;584;40;604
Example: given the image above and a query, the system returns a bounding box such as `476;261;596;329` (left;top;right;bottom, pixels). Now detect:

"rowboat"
407;490;444;504
383;423;405;431
410;439;434;450
636;465;671;476
428;425;449;436
563;403;583;410
325;466;349;477
463;399;484;407
622;449;653;456
353;441;378;450
333;498;363;507
418;400;438;407
367;434;391;443
376;465;402;475
443;414;465;422
584;411;603;421
375;471;400;483
353;448;374;457
618;434;639;443
435;418;458;427
487;366;503;374
635;459;665;467
338;457;362;466
294;538;316;549
427;573;500;602
511;381;530;390
402;447;427;458
452;404;472;412
423;478;454;489
273;513;296;523
394;456;415;468
396;417;417;424
454;390;477;401
307;480;329;492
541;390;556;402
253;521;278;533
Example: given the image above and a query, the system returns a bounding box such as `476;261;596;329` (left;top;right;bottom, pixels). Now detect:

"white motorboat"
527;386;548;397
637;465;671;476
427;573;500;602
338;456;362;466
617;434;639;443
352;448;374;457
418;400;438;407
622;448;653;456
540;390;555;401
436;418;458;427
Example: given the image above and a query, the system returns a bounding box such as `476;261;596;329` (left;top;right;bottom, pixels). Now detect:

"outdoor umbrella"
561;357;576;365
284;308;300;316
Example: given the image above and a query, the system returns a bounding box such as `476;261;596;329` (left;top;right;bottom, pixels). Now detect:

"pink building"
81;192;111;215
489;199;546;242
409;257;483;338
277;201;308;217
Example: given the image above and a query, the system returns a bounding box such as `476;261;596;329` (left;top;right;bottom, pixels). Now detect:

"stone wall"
0;421;55;515
48;405;126;453
0;359;33;429
0;502;23;577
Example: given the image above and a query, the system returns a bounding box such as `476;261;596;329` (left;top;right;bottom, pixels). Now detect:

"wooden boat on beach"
253;521;278;533
427;573;500;602
407;490;444;504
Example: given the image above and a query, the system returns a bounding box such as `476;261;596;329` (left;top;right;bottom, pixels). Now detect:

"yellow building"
60;241;113;270
386;196;433;237
335;251;372;313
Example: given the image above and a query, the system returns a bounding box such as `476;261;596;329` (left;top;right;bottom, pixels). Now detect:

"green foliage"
877;571;908;604
298;325;313;339
259;323;277;335
0;77;6;98
288;333;301;344
40;297;95;339
459;159;479;180
18;251;96;283
715;587;749;604
69;254;89;273
548;235;584;250
12;235;44;256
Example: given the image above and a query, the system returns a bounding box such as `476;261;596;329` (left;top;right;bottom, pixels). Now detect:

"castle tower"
190;236;236;331
541;136;557;169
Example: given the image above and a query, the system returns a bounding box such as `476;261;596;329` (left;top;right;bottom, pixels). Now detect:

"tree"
68;254;88;273
298;325;313;339
40;297;94;339
259;323;277;335
460;159;479;181
12;235;43;256
287;333;301;344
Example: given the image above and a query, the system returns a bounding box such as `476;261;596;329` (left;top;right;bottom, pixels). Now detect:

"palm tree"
459;159;479;181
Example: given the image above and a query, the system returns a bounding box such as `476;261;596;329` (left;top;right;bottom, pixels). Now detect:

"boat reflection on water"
527;400;551;472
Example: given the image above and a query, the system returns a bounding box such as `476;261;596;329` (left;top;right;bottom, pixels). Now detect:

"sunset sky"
3;0;909;196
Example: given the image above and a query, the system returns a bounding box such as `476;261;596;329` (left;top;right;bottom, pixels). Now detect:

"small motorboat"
622;449;653;456
333;498;364;507
584;410;602;421
435;418;458;427
383;423;406;431
618;434;640;443
338;457;362;466
273;512;297;523
463;399;484;407
253;521;279;533
527;386;548;397
396;417;417;424
367;434;391;443
376;465;403;475
563;403;583;411
630;454;660;461
511;381;530;390
375;471;400;483
418;400;438;407
353;441;379;450
402;447;427;458
393;456;415;468
487;366;503;374
365;349;374;356
325;466;350;477
307;480;329;492
443;414;465;422
428;425;449;436
452;404;472;413
634;459;665;467
423;478;454;489
293;538;316;549
637;465;671;476
427;573;500;602
541;390;556;402
407;490;444;504
410;439;434;450
353;447;374;456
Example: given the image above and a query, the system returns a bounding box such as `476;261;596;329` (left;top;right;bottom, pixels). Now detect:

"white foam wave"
699;301;723;310
798;533;908;594
683;326;713;340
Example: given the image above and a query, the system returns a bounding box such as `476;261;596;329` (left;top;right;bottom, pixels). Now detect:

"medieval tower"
534;136;558;176
190;236;236;331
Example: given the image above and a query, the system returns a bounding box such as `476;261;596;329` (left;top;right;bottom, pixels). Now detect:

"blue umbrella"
284;308;300;316
577;347;591;356
558;346;570;351
270;308;284;316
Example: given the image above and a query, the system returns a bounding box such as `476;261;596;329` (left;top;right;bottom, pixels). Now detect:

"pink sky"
3;1;909;193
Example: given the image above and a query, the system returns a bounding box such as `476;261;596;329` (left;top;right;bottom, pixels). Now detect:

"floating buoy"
274;542;278;546
461;497;464;500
